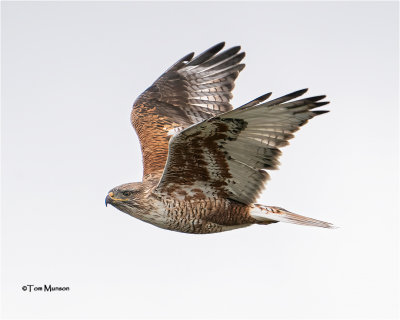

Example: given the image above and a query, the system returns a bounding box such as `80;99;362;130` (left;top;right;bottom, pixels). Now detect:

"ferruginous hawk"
105;42;335;234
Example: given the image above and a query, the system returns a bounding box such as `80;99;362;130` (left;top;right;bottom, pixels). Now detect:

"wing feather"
156;90;329;204
131;43;245;178
198;46;242;68
186;42;226;67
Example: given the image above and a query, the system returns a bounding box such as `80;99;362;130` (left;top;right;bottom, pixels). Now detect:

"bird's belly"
164;216;249;234
164;217;222;234
160;199;252;234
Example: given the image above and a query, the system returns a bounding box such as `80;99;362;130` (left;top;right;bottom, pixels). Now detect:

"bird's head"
105;182;144;213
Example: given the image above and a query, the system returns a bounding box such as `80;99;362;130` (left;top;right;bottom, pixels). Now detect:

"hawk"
105;42;335;234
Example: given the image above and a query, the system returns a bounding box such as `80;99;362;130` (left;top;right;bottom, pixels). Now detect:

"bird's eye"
122;191;133;197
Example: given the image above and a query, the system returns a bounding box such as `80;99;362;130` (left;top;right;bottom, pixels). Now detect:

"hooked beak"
105;192;114;207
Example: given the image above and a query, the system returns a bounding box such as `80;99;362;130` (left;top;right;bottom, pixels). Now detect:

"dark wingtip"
214;41;226;49
238;92;272;110
237;63;246;71
283;88;309;100
315;101;330;107
186;42;226;67
224;45;242;57
236;51;246;60
206;42;226;56
256;92;272;103
307;95;326;102
183;52;195;62
313;110;330;115
296;88;308;95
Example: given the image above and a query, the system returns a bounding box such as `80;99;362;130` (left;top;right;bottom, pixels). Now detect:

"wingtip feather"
313;110;330;115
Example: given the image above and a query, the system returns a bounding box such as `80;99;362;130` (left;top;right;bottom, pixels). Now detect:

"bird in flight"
105;42;335;234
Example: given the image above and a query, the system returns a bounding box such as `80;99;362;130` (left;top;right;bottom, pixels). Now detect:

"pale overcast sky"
2;1;399;319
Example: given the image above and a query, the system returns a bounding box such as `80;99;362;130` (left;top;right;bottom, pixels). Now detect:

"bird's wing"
155;89;329;205
131;42;245;179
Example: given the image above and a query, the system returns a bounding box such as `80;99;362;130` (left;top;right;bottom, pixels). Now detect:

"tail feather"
250;205;336;229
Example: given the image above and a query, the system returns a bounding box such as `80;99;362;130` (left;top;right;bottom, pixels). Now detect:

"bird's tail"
250;204;336;229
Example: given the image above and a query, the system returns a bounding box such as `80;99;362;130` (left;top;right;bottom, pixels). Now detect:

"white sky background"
1;1;399;319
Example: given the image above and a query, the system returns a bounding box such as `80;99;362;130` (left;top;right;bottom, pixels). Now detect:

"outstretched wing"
155;89;329;205
131;42;245;179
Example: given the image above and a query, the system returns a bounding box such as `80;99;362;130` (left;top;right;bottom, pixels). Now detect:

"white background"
2;2;399;319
